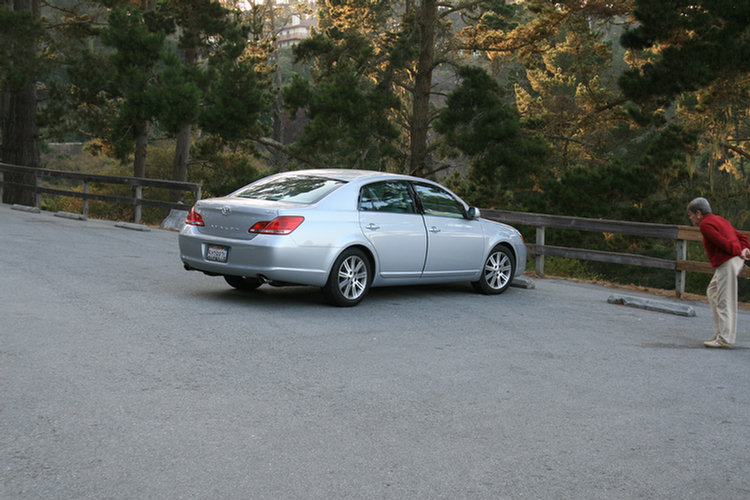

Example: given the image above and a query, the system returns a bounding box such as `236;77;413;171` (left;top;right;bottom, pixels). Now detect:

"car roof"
279;169;420;184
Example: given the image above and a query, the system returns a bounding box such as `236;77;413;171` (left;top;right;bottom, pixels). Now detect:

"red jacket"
699;213;750;268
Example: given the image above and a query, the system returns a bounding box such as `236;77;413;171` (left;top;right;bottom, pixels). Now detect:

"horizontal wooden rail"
483;209;679;239
483;209;750;296
525;244;676;270
0;163;201;223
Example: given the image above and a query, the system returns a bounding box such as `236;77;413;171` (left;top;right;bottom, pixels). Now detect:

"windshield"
235;175;345;204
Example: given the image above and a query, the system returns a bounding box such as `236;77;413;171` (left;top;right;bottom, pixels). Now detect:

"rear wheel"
323;248;372;307
472;245;515;294
224;275;262;291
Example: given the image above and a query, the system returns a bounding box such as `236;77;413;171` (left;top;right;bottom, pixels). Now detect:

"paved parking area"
2;204;750;499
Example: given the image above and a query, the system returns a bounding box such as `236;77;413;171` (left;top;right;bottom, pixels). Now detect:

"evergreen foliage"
620;0;750;104
0;7;45;91
151;51;202;136
70;7;166;168
435;66;547;207
618;0;749;225
200;56;271;142
283;18;400;170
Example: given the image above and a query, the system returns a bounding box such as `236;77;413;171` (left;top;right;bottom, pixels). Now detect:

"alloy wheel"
484;250;512;290
337;255;368;300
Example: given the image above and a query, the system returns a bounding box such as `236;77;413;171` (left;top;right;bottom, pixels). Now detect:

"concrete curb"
512;277;535;289
54;211;86;221
607;294;696;317
11;204;40;213
114;222;151;232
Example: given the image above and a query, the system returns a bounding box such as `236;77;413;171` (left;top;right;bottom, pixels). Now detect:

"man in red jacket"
688;197;750;348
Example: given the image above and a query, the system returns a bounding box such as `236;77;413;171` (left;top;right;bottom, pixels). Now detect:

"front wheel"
224;275;262;291
472;245;515;295
323;248;372;307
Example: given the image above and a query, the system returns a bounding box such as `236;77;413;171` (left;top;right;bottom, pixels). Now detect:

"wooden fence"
0;163;201;224
482;209;750;296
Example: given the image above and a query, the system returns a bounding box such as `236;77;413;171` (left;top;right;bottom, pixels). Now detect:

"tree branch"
249;136;330;169
723;142;750;161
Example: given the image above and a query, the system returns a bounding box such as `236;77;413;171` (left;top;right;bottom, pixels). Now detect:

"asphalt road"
2;203;750;500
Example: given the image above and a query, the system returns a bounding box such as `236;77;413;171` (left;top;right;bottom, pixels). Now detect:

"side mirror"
467;207;481;220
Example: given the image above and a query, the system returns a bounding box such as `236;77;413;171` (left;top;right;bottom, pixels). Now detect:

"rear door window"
358;181;417;214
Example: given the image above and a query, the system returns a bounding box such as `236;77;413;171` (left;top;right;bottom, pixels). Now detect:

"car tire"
323;248;372;307
224;275;262;291
472;245;515;295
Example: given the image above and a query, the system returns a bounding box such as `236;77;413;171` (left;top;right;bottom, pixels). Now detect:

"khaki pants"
707;256;745;344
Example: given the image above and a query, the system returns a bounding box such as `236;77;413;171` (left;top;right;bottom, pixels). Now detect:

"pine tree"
0;0;44;205
462;0;633;174
282;0;400;170
619;0;750;104
435;66;548;207
155;0;236;192
97;6;165;178
620;0;750;211
285;0;516;176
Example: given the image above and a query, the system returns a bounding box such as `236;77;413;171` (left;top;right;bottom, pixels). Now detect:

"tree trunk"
269;0;285;166
1;84;40;205
171;124;190;202
134;124;148;178
171;47;197;200
1;0;41;206
408;0;436;177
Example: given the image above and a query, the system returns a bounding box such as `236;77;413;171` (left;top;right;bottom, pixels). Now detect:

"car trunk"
195;198;281;240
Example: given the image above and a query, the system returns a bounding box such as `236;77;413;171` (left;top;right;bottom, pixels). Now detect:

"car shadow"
190;281;480;308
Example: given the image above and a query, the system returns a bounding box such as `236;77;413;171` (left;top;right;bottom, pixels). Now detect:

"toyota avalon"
179;169;526;306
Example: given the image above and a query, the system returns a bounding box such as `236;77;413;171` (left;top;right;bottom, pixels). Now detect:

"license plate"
206;245;229;263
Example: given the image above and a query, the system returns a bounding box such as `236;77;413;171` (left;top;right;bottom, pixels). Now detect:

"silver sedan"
179;169;526;306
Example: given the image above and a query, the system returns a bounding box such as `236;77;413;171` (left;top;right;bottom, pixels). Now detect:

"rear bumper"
178;227;330;286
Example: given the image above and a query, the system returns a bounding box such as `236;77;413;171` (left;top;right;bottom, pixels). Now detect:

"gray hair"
688;197;712;215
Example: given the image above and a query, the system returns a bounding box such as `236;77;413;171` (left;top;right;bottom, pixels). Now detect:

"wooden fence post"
35;174;42;209
134;185;142;224
83;182;89;218
536;227;545;276
675;239;687;297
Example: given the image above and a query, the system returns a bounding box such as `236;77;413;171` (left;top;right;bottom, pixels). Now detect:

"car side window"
413;183;466;219
358;181;416;214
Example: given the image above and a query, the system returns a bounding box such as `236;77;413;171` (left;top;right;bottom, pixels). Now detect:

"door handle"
429;226;441;233
365;223;380;230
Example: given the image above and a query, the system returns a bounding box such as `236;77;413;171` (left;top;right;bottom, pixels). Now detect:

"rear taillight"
186;207;205;226
249;216;304;235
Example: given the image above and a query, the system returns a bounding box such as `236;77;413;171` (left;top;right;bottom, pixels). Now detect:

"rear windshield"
235;175;345;204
